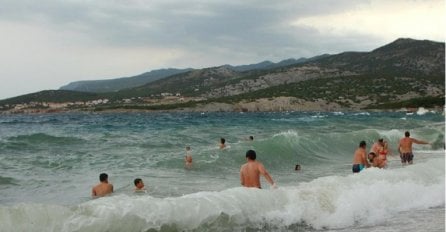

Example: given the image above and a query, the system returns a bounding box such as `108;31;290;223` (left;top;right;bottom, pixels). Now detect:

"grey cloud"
0;0;384;63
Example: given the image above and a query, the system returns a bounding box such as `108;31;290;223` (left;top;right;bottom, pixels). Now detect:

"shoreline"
1;97;444;115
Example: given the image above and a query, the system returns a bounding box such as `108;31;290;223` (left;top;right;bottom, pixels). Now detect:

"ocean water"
0;110;444;232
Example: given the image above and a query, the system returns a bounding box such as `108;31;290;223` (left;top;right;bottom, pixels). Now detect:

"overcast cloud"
0;0;444;99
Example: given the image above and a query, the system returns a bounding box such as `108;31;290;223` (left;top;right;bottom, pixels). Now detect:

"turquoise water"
0;111;444;231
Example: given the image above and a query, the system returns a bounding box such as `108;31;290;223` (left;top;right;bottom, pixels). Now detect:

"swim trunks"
352;164;365;173
400;152;413;163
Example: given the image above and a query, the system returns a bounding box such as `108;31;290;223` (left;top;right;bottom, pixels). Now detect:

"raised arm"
412;138;429;145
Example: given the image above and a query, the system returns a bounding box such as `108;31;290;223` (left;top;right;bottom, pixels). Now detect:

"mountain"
121;38;444;100
224;54;330;72
309;38;444;76
59;68;192;93
1;38;444;112
59;55;328;93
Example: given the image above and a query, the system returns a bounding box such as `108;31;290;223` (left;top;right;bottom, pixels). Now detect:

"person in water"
184;146;192;168
134;178;146;192
295;164;301;171
398;131;430;165
352;141;370;173
378;141;390;167
370;138;384;155
92;173;113;198
219;138;226;149
368;152;385;168
240;150;276;189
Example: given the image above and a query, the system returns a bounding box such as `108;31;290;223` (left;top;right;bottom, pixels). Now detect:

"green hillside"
1;38;444;112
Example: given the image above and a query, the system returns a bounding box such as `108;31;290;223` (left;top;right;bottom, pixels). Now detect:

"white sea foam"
353;112;370;116
416;107;430;115
272;130;299;138
1;156;443;232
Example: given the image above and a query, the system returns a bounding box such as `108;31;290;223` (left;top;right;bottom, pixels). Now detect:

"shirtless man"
184;146;192;168
219;138;226;149
240;150;276;189
352;141;370;173
91;173;113;198
398;131;430;165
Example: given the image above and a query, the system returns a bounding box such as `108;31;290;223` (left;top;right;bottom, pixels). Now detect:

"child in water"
134;178;147;193
185;146;192;169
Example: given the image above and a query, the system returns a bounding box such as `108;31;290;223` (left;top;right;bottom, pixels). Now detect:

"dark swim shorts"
352;164;364;173
400;152;414;163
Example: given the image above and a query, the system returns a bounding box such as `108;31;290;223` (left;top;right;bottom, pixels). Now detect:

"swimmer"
398;131;430;165
134;178;146;193
240;150;276;189
352;141;370;173
295;164;301;171
92;173;113;198
368;152;385;168
378;141;390;167
370;138;384;155
184;146;192;168
219;138;226;149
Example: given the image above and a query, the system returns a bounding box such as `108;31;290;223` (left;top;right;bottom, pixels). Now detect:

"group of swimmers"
91;174;147;198
92;136;270;198
185;136;254;168
92;131;430;198
352;130;430;173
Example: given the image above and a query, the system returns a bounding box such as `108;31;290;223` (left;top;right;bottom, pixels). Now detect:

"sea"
0;109;444;232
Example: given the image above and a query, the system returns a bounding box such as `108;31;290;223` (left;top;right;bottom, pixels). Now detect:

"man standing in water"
92;173;113;198
240;150;276;189
352;141;370;173
398;131;430;165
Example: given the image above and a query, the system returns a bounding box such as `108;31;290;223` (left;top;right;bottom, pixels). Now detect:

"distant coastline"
1;96;443;115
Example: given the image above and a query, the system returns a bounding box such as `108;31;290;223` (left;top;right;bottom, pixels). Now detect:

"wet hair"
220;138;225;144
99;173;108;182
246;150;256;160
405;131;410;137
134;178;142;186
378;138;384;143
359;141;366;148
249;136;254;140
186;146;191;151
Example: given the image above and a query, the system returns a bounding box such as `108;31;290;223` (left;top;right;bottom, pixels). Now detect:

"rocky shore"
1;96;443;115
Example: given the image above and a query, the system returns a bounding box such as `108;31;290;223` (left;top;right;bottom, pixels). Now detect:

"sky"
0;0;444;100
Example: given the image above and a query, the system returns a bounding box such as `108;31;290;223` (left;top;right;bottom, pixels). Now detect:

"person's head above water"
99;173;108;182
246;150;256;160
359;141;366;148
368;152;376;162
